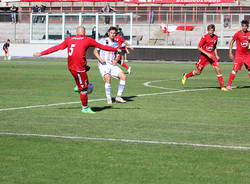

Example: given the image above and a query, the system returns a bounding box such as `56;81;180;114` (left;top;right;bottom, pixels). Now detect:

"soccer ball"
87;82;94;94
8;56;11;60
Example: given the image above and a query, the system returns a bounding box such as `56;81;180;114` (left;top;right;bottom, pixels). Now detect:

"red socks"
80;91;88;107
217;75;224;88
121;61;129;70
227;71;236;87
185;71;194;78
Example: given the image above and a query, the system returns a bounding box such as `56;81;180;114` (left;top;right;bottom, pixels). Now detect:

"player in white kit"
94;26;127;104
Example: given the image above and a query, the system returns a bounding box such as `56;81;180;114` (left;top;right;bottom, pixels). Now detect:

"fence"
0;11;249;47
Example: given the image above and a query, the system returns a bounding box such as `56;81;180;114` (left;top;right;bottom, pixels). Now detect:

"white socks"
117;80;126;97
105;83;111;100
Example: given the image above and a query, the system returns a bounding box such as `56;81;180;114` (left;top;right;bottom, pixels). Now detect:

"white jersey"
98;37;118;64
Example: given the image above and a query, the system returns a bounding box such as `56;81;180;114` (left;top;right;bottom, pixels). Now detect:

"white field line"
0;98;105;112
143;80;180;90
0;132;250;150
0;88;214;112
0;79;217;112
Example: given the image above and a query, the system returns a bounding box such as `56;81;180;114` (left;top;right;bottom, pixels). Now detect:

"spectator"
65;30;71;39
101;2;116;24
39;3;46;23
224;15;231;29
32;5;39;23
91;26;101;39
117;28;124;37
91;26;96;39
10;4;17;23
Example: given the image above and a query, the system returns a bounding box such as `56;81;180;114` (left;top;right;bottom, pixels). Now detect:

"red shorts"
4;49;8;54
196;55;219;72
233;54;250;71
70;70;89;91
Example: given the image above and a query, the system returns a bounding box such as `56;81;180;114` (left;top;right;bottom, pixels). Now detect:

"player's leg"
111;66;127;103
4;49;8;60
99;64;112;104
124;52;128;62
244;56;250;79
226;58;242;90
213;65;227;91
70;70;95;114
120;50;131;73
116;72;127;103
182;59;204;85
226;70;237;90
104;74;112;104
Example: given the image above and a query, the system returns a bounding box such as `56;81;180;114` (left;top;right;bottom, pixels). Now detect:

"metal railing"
0;12;248;47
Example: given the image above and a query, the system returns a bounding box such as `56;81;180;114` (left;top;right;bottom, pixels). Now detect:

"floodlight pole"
130;13;133;45
220;14;223;47
62;13;65;40
113;12;116;27
79;13;81;26
45;13;49;41
14;21;16;43
30;13;32;43
95;13;99;41
184;12;186;46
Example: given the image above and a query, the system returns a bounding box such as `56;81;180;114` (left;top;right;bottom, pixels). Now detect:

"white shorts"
98;63;123;80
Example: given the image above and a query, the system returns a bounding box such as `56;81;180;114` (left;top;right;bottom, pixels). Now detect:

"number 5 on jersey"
69;44;76;56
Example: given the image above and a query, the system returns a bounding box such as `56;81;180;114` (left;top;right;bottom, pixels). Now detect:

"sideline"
0;132;250;150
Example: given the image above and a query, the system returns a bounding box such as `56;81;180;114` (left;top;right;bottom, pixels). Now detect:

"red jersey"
198;34;218;55
114;34;125;49
40;35;118;71
233;30;250;56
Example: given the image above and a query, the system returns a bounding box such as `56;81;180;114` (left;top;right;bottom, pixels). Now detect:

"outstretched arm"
214;48;220;60
197;47;213;59
33;40;67;57
93;48;105;64
229;39;235;60
90;38;120;52
124;41;134;51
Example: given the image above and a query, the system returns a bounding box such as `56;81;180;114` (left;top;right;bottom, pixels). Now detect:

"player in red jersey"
33;26;120;114
114;34;134;74
226;20;250;90
182;24;228;91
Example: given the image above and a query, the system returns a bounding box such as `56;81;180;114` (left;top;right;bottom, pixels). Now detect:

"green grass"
0;59;250;184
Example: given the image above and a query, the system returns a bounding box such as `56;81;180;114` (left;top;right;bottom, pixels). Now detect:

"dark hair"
207;24;215;31
241;20;249;26
108;26;117;33
7;39;10;42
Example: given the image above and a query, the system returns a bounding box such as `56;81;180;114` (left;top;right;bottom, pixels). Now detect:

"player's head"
107;26;117;39
241;20;249;32
7;39;10;43
207;24;215;36
76;26;85;35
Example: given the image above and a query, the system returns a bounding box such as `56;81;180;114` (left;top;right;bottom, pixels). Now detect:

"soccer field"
0;60;250;184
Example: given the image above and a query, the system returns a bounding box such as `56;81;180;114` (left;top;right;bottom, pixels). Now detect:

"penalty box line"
0;87;215;112
0;132;250;150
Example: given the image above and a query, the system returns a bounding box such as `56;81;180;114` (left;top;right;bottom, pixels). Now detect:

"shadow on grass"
181;86;221;90
235;85;250;89
58;96;138;112
121;96;137;102
91;106;112;112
